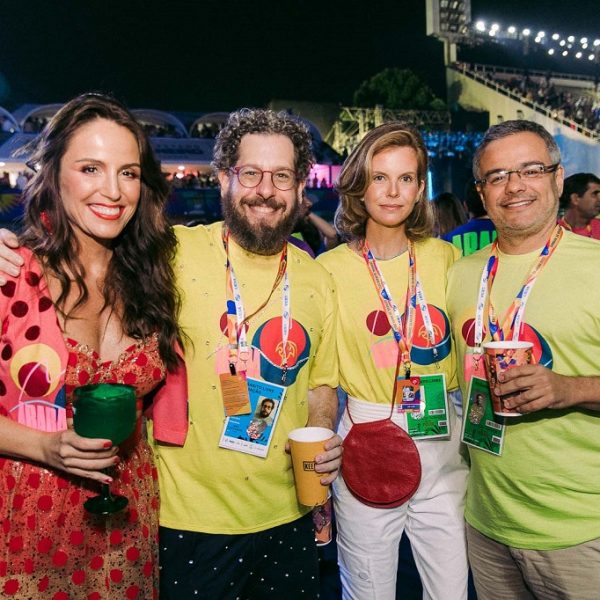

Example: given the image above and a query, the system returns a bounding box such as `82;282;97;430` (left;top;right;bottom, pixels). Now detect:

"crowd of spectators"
465;64;600;134
191;122;223;138
168;171;219;189
22;117;50;133
140;122;185;138
422;131;485;160
501;73;600;132
307;174;332;188
0;171;31;191
169;170;334;190
5;115;189;139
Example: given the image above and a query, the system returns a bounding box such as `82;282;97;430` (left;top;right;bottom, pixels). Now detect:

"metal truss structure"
325;106;451;155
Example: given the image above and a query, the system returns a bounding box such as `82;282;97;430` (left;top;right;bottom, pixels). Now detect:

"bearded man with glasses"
156;109;342;599
223;163;303;254
447;120;600;599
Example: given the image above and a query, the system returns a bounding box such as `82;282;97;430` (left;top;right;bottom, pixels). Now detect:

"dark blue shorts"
159;512;320;599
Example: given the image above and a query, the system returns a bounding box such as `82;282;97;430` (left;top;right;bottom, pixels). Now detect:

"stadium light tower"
426;0;472;65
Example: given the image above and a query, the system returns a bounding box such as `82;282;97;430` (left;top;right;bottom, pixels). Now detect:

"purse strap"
346;348;402;425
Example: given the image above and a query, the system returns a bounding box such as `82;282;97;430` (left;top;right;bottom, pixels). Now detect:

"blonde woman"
318;122;468;599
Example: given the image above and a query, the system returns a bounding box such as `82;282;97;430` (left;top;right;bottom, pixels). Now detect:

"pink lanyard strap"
483;224;563;342
361;240;417;378
222;226;288;374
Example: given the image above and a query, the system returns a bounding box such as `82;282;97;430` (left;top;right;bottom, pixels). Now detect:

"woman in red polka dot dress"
0;94;186;599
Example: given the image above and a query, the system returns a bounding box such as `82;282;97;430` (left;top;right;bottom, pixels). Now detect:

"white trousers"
334;396;469;600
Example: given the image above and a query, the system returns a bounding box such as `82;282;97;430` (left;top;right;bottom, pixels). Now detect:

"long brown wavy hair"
19;93;182;371
335;122;433;242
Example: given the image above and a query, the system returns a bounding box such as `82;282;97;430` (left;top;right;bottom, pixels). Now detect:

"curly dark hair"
19;93;182;371
335;122;433;242
212;108;314;180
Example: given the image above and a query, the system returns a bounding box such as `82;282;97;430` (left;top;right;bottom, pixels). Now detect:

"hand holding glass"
73;383;137;514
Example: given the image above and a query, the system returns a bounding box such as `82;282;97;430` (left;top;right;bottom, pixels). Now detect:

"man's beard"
222;188;301;255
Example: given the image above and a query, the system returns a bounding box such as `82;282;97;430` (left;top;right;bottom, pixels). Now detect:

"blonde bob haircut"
335;122;433;242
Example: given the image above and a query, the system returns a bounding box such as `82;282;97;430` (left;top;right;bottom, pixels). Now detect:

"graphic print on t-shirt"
252;317;310;385
367;304;451;369
460;318;553;368
215;313;311;386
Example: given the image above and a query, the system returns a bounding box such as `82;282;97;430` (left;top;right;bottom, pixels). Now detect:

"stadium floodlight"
559;39;566;46
489;30;496;36
582;43;588;49
508;25;516;34
580;37;588;44
537;31;545;38
562;50;568;56
575;51;582;58
491;22;499;31
475;20;485;32
594;39;600;46
522;28;531;36
552;33;560;40
548;48;555;55
567;35;575;42
589;54;596;60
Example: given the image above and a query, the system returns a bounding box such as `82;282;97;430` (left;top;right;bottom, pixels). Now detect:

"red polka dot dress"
0;249;165;599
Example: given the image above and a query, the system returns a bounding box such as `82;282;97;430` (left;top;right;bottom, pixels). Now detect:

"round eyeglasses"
229;166;298;191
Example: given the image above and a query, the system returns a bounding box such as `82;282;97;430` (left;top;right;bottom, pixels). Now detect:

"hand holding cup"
288;427;334;506
483;341;533;417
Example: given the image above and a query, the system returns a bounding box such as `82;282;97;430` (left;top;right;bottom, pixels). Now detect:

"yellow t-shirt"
447;230;600;549
152;223;338;534
317;238;460;403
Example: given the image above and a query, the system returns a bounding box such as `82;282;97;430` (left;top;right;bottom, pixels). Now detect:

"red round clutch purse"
342;417;422;508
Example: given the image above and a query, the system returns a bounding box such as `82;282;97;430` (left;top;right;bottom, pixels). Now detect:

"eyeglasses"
229;166;298;191
475;162;560;187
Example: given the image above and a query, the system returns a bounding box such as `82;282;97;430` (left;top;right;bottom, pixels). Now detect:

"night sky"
0;0;597;112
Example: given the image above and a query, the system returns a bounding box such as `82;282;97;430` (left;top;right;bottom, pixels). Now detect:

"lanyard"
361;240;438;377
415;273;440;364
223;226;291;380
557;218;591;237
473;224;563;347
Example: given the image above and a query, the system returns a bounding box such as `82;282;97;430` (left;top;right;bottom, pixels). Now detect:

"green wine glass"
73;383;137;515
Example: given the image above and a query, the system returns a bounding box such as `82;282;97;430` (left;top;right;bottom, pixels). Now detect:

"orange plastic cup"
288;427;334;506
